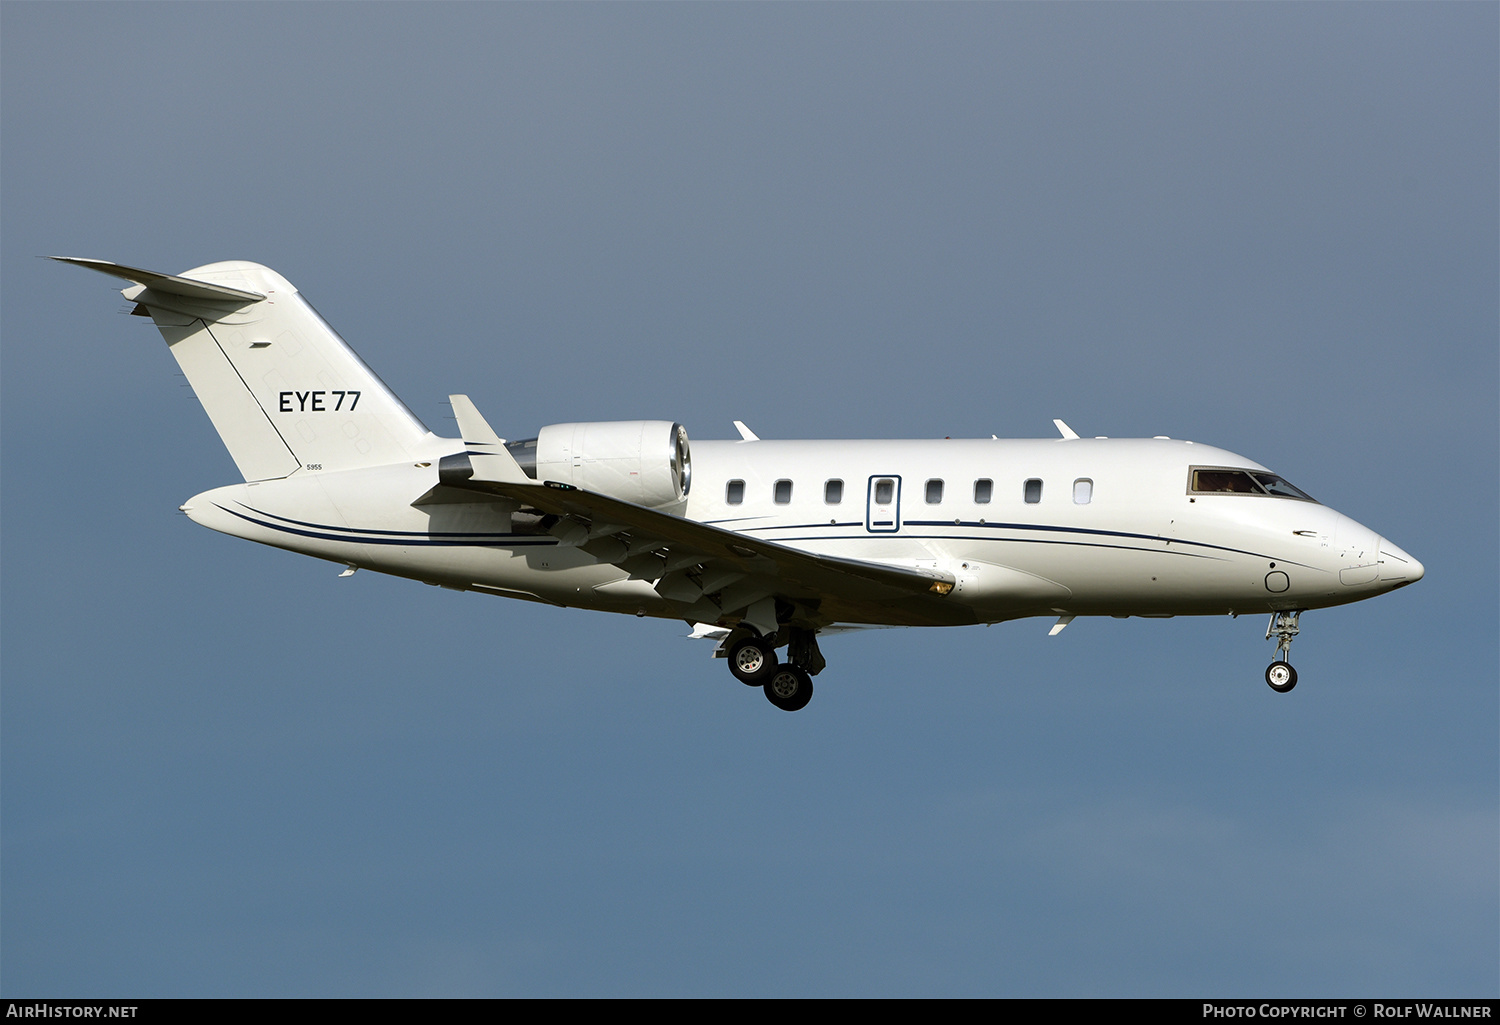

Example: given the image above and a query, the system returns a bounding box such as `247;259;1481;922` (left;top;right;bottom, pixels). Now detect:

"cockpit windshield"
1190;467;1316;502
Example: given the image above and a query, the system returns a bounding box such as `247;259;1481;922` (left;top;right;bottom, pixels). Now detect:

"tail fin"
57;258;434;481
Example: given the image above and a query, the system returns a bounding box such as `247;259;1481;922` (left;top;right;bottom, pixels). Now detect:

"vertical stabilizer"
58;259;432;480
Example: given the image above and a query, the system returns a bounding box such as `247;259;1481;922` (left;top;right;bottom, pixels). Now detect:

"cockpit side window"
1189;467;1317;502
1192;469;1258;493
1250;472;1316;502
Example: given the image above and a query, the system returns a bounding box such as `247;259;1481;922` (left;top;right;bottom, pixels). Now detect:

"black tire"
763;665;813;711
728;635;777;686
1265;660;1298;693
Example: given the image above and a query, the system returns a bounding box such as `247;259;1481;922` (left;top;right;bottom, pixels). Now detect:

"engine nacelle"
527;420;691;511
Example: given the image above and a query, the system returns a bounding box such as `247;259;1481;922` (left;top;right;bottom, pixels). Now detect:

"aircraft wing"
422;398;957;633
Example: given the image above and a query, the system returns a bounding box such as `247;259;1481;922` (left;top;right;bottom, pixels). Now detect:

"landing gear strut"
1265;610;1302;693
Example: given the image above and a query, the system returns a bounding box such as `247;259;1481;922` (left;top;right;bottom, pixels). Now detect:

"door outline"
866;475;902;533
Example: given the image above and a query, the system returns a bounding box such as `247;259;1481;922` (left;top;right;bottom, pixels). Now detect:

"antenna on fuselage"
1053;419;1080;440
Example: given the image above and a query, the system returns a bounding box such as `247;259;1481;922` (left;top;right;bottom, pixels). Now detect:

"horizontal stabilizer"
51;257;264;303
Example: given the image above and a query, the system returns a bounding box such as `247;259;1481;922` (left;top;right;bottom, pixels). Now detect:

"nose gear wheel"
1264;611;1303;693
1265;660;1297;693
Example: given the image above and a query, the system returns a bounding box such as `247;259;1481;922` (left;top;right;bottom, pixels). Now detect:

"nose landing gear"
1265;610;1302;693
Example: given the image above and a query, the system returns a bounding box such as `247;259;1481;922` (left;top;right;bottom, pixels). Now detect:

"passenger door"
866;475;902;533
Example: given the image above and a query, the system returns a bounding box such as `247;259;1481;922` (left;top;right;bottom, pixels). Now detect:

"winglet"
448;395;530;484
733;420;760;442
1053;419;1080;440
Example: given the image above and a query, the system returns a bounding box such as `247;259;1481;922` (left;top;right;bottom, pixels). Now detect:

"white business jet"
58;258;1423;711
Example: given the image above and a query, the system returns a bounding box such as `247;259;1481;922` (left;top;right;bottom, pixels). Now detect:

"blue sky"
3;3;1495;996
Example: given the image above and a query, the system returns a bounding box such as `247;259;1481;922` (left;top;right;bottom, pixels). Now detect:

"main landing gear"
1265;610;1302;693
765;664;813;712
724;627;822;711
727;634;777;687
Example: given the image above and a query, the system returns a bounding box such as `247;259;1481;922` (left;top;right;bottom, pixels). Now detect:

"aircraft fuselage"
182;435;1419;628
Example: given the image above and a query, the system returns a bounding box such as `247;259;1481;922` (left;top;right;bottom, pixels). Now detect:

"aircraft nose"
1378;538;1424;585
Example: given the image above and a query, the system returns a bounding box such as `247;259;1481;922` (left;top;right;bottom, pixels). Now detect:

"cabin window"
974;479;993;504
774;479;793;504
1024;478;1043;504
874;479;894;505
925;479;944;504
726;479;745;504
1073;478;1093;504
825;479;843;504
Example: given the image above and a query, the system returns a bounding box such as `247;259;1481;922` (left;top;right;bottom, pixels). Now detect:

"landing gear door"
866;475;902;533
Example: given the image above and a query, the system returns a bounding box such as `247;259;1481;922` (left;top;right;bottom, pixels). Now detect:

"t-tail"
55;258;437;480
